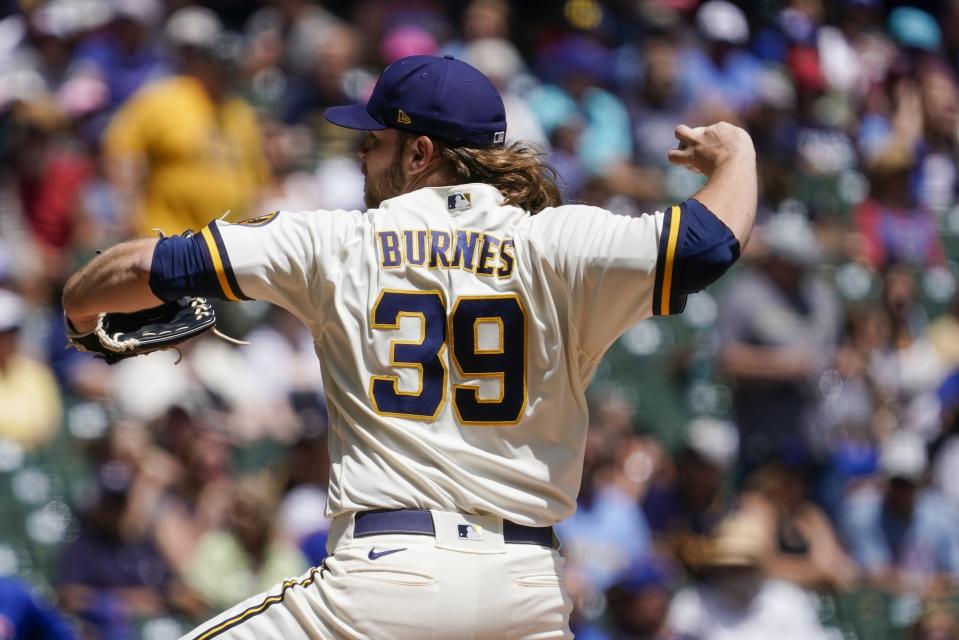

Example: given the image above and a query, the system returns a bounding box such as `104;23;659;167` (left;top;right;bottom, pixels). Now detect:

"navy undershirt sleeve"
149;234;226;301
673;198;740;294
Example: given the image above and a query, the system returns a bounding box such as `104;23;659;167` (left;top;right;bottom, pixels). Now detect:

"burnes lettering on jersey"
377;229;515;278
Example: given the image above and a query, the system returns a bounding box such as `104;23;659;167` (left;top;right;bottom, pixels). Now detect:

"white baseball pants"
180;511;573;639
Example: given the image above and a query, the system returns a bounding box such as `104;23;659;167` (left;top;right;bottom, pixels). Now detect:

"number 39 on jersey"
368;289;527;427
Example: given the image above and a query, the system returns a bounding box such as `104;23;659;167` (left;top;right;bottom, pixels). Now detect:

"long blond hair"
436;141;562;214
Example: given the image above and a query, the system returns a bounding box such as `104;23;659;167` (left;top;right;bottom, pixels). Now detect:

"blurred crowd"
2;0;959;638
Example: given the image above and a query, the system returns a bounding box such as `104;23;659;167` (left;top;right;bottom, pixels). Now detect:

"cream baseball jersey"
201;183;684;526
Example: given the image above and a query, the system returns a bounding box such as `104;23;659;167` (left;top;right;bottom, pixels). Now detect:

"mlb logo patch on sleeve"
457;523;483;541
448;192;472;211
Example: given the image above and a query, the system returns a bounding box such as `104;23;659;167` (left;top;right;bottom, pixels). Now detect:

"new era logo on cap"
397;109;412;125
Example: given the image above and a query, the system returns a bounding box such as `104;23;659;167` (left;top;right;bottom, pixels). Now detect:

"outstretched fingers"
669;124;705;167
673;124;701;146
667;147;693;165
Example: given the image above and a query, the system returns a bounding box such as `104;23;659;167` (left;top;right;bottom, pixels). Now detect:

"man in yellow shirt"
104;7;270;236
0;291;61;450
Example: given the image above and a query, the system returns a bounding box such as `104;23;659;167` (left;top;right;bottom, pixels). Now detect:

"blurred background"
1;0;959;638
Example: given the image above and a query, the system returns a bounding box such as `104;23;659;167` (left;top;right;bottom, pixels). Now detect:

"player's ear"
405;135;436;176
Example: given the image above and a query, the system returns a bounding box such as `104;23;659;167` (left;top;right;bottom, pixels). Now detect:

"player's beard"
364;149;407;209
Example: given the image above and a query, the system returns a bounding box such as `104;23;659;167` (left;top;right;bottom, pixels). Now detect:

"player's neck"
403;161;456;195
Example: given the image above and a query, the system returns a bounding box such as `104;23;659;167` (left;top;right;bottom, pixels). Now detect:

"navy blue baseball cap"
324;55;507;148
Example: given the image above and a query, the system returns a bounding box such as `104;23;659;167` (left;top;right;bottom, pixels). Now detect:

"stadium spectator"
102;6;269;236
461;37;549;150
666;512;831;639
0;576;75;640
120;407;235;581
839;431;959;592
0;290;61;450
914;62;959;214
680;0;765;114
643;418;738;569
628;35;688;170
57;460;179;638
557;428;652;620
739;456;859;591
855;144;945;270
930;370;959;509
65;0;168;135
526;35;632;192
868;265;947;439
810;306;886;516
185;477;308;613
717;212;840;473
279;21;364;128
580;556;677;640
278;431;332;567
8;98;93;275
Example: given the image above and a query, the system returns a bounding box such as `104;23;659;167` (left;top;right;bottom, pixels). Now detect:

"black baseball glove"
66;297;235;364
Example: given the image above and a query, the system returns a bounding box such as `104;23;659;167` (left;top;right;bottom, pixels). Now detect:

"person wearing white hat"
717;212;841;475
679;0;765;113
102;6;269;237
461;38;549;150
65;0;167;122
695;0;750;46
642;418;739;572
685;417;739;471
839;430;959;589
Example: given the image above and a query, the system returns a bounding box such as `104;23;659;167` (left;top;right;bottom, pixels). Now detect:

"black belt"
353;509;555;548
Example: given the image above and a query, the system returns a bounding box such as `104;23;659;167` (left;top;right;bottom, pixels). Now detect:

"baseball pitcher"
63;55;757;639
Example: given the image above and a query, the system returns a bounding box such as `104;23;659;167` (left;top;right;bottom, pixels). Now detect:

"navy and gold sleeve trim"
652;204;688;316
149;223;252;302
199;222;251;301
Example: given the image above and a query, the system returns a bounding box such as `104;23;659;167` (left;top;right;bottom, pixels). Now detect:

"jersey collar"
378;183;506;214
